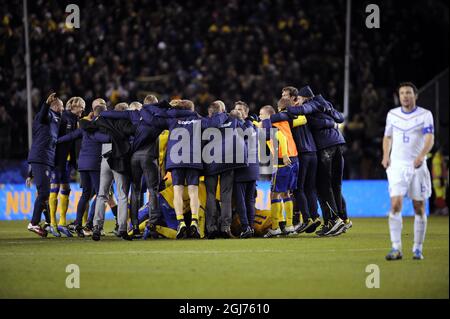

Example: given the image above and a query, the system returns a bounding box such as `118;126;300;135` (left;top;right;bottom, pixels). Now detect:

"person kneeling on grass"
131;179;208;239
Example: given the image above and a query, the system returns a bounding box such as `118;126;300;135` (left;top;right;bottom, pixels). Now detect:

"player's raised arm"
57;128;83;143
99;110;130;120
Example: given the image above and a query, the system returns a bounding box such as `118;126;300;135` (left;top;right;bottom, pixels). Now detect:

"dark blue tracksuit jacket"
234;119;259;182
287;95;346;150
140;106;228;171
28;102;61;168
202;116;248;176
100;109;164;157
57;118;110;171
54;110;79;170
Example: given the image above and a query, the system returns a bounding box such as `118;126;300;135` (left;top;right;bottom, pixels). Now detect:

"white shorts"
386;163;432;201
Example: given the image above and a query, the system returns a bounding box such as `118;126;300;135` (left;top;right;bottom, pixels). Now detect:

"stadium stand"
0;0;448;180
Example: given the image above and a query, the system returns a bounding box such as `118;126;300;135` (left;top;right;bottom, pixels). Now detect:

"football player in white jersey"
382;82;434;260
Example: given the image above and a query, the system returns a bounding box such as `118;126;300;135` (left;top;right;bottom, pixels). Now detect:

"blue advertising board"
0;180;426;221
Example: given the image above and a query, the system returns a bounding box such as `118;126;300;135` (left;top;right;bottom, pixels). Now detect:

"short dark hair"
234;100;249;111
282;86;299;97
398;82;418;95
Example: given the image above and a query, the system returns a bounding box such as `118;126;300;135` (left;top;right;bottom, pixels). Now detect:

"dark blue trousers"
30;163;51;226
233;181;256;231
294;152;319;221
76;170;100;226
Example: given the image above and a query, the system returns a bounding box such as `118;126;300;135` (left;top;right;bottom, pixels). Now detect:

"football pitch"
0;217;448;299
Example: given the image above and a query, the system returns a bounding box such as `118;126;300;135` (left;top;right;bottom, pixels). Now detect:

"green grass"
0;217;448;298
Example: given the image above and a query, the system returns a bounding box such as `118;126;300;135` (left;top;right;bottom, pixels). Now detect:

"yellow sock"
191;213;199;221
283;197;294;227
198;208;205;239
176;214;184;221
271;199;282;230
279;205;285;223
49;191;58;227
58;192;70;226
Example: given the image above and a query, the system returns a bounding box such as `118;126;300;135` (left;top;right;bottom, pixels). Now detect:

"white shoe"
325;218;344;236
284;225;296;235
83;228;93;236
264;228;282;238
27;223;47;237
100;229;106;236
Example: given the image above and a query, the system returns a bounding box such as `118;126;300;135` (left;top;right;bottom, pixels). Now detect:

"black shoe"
315;220;332;237
176;222;188;239
132;226;142;239
207;230;219;239
328;221;346;236
315;218;343;237
305;218;321;233
294;218;313;234
67;222;77;233
92;225;101;241
240;226;253;239
120;231;133;241
75;225;85;238
189;220;201;239
325;218;344;236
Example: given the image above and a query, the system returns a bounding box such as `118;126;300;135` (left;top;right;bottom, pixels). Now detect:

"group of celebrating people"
26;85;351;241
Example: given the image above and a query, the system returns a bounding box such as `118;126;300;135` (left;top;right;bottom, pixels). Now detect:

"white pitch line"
0;247;446;257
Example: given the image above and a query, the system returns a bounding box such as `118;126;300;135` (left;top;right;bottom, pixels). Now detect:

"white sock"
413;214;427;252
389;212;402;250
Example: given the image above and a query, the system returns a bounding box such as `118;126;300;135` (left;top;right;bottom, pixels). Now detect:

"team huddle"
25;82;433;259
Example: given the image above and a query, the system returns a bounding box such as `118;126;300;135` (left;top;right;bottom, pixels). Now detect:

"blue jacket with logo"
140;106;228;171
57;118;110;171
27;102;61;168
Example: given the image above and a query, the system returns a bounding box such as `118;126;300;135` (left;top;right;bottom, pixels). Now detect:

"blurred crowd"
0;0;448;179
